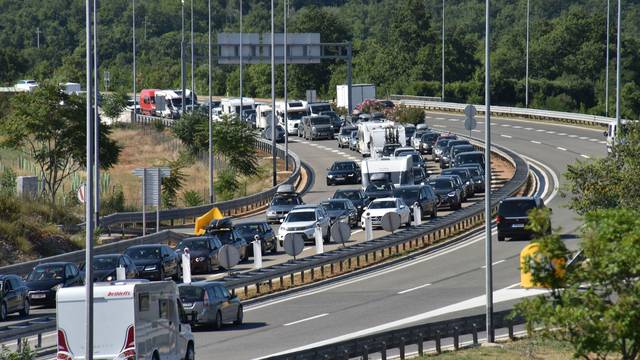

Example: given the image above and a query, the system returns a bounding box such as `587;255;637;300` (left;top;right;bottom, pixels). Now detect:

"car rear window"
499;200;537;217
179;286;205;302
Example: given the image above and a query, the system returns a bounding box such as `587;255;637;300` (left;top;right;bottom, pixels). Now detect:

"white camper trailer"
276;100;309;135
361;156;414;189
56;281;195;360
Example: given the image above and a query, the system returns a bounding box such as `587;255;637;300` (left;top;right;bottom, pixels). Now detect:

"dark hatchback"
234;222;278;255
441;167;475;197
175;236;223;274
333;189;369;217
393;185;438;219
458;163;485;192
81;254;139;282
25;262;83;307
428;177;462;210
439;140;471;168
179;282;243;329
124;244;181;281
364;182;395;201
206;218;250;262
326;160;361;186
497;197;550;241
0;275;30;320
418;132;440;154
320;198;359;227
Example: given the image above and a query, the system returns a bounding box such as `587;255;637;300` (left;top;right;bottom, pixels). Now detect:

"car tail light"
496;215;504;224
115;325;136;360
57;329;73;360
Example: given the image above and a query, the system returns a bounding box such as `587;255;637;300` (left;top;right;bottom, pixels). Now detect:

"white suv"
278;206;331;246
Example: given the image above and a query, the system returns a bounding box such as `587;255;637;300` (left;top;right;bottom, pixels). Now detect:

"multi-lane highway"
186;111;605;359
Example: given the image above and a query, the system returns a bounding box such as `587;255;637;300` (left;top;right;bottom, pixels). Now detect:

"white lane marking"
500;134;512;138
480;259;506;269
581;154;591;159
521;154;559;203
536;129;545;132
512;125;522;129
557;132;567;136
303;247;312;252
351;229;363;235
337;151;347;156
433;124;446;128
530;140;541;144
524;127;533;130
472;129;481;133
331;149;340;153
589;138;598;142
500;124;510;127
283;313;329;327
599;141;607;144
448;119;459;122
397;283;431;294
425;116;432;119
546;131;556;134
578;136;588;140
436;117;446;120
477;121;484;124
254;285;548;359
557;147;567;151
568;135;578;138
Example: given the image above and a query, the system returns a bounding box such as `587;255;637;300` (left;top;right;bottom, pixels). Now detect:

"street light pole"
484;0;494;344
284;0;289;171
239;0;244;114
93;0;100;228
132;0;136;114
605;0;610;117
191;0;195;109
271;0;276;187
441;0;445;101
208;0;214;203
615;0;621;128
181;0;186;114
525;0;530;108
84;0;95;358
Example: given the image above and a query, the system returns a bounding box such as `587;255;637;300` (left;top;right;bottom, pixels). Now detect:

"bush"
101;185;126;215
394;104;425;125
182;190;204;207
1;341;35;360
0;167;16;196
214;169;239;201
153;120;166;132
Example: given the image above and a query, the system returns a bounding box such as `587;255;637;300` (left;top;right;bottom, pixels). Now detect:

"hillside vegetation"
1;0;639;117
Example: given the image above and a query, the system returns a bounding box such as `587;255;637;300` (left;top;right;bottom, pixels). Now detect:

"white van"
604;119;629;153
56;281;195;360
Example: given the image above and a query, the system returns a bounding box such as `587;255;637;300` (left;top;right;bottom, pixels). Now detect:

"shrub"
214;169;239;201
101;185;126;215
182;190;204;207
0;167;16;195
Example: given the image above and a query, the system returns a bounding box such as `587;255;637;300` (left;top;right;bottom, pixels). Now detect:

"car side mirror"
603;131;608;137
279;218;284;224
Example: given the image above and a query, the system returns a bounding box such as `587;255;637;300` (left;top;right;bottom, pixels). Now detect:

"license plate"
335;177;344;181
512;224;525;228
31;294;46;299
182;302;193;307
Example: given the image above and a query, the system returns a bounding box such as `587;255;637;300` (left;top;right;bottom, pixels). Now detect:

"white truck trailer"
361;156;414;189
276;100;309;135
336;84;376;110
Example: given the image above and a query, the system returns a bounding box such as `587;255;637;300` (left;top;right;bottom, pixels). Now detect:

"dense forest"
1;0;639;118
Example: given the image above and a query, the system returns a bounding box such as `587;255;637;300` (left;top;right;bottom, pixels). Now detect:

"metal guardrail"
216;141;528;297
390;94;618;127
0;317;57;353
263;309;523;359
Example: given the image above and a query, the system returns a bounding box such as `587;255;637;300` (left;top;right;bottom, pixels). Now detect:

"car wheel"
498;235;505;242
206;260;213;274
213;311;223;330
326;180;331;186
185;343;195;360
20;299;30;317
0;302;7;321
172;267;181;282
233;306;244;325
152;352;160;360
270;242;278;254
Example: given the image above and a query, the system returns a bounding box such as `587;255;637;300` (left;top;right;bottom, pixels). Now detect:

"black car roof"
34;261;74;267
235;221;268;226
394;185;425;190
127;244;164;249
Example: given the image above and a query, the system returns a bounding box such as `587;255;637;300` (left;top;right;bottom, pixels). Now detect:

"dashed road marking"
481;259;506;269
568;135;578;138
501;124;510;127
530;140;541;144
512;126;522;129
580;154;590;159
283;313;330;327
557;132;567;136
397;283;432;295
500;134;512;138
546;131;556;134
557;147;567;151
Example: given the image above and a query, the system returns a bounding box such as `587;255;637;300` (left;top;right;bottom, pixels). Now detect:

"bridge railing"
390;94;616;127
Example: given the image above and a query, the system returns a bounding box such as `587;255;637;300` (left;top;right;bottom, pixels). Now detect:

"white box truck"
56;281;195;360
336;84;376;109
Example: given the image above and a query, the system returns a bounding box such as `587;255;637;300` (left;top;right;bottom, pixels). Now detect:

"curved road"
189;112;606;359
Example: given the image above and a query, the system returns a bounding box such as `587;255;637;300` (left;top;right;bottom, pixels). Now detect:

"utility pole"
36;27;41;49
208;0;215;203
84;0;95;358
271;0;277;186
191;0;195;109
484;0;494;345
132;0;136;113
181;0;186;114
239;0;244;114
93;0;100;228
605;0;610;117
525;0;530;108
615;0;621;128
441;0;445;101
284;0;289;171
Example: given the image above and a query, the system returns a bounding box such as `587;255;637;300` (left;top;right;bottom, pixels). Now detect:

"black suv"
235;221;278;255
175;236;224;274
497;197;550;241
206;218;250;263
393;185;438;219
327;160;361;185
25;262;83;307
0;275;30;321
125;244;181;281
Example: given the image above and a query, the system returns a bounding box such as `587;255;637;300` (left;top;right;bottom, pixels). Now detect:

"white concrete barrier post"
315;224;324;254
365;215;373;242
413;203;422;226
253;235;263;269
181;249;192;284
115;266;126;281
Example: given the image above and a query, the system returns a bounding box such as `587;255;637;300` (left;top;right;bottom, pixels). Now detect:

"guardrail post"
508;323;515;340
399;337;406;359
362;345;369;360
380;341;387;360
37;332;42;348
435;331;441;354
472;323;479;345
454;326;460;350
290;273;295;287
417;333;424;356
301;270;305;283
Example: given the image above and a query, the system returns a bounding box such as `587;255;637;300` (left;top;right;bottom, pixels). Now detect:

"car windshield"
395;150;414;157
466;168;481;176
179;286;205;302
366;183;394;192
453;146;475;155
210;229;234;244
310;117;331;125
322;201;348;210
271;196;302;206
125;247;161;260
27;265;65;281
459;154;484;164
286;211;316;222
394;189;419;202
429;179;455;190
332;162;355;171
311;104;332;113
334;190;362;201
93;257;118;270
369;201;396;209
176;239;209;251
236;224;261;237
288;111;305;120
436;139;450;147
422;133;439;141
499;200;537;217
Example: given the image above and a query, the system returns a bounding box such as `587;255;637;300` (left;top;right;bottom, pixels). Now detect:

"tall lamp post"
484;0;494;344
132;0;136;114
240;0;244;113
284;0;289;171
441;0;445;101
525;0;530;108
93;0;100;228
191;0;195;109
605;0;610;117
208;0;214;203
615;0;621;128
270;0;276;186
181;0;186;114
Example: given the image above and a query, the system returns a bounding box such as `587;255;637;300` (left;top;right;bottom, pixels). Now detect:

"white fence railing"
390;95;618;127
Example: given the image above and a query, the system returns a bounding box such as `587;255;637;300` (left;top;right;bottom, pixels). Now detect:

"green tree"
209;115;259;177
0;83;121;203
161;157;187;209
516;208;640;360
101;90;129;120
393;105;425;125
172;111;207;155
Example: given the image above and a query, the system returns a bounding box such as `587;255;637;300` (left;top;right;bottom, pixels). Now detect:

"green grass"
417;337;574;360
